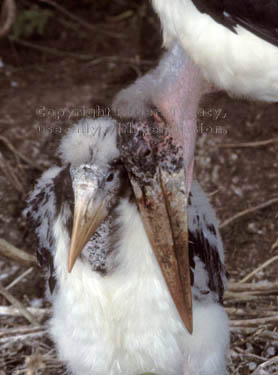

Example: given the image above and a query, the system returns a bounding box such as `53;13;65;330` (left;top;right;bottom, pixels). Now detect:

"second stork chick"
25;117;229;375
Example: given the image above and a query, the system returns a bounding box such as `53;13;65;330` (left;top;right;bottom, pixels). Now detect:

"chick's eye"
106;173;114;182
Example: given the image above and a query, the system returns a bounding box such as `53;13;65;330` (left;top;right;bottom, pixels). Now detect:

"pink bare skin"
113;43;214;195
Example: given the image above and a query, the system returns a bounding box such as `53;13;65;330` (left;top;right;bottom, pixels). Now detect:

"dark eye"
106;173;114;182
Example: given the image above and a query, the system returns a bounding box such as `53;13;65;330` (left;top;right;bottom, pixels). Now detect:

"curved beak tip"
128;168;193;334
68;258;74;273
67;194;108;274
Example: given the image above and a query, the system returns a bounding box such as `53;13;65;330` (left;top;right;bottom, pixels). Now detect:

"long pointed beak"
68;185;107;273
129;167;192;334
118;116;193;334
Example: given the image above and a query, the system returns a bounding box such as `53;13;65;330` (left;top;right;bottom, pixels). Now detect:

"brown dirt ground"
0;1;277;374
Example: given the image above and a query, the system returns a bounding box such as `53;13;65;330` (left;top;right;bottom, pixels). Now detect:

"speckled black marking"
26;210;57;293
200;290;210;295
48;254;56;293
116;112;184;187
53;165;74;215
26;184;54;253
188;232;196;286
102;125;111;139
188;229;225;304
65;214;73;238
93;164;134;274
188;192;192;206
116;163;133;202
106;211;124;271
78;158;134;275
207;223;216;236
27;186;51;222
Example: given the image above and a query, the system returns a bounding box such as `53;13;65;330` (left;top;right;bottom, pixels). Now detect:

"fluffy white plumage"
59;118;119;168
152;0;278;101
26;118;229;375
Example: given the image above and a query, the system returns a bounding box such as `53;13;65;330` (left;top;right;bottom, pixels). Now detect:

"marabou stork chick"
26;118;229;375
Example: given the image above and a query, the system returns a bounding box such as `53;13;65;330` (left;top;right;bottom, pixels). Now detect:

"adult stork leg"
113;43;213;194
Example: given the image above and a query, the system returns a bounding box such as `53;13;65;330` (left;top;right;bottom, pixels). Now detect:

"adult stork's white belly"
152;0;278;101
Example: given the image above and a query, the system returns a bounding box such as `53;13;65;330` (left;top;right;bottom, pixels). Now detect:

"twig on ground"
251;357;278;375
230;327;278;341
228;282;278;293
86;55;154;67
39;0;126;38
0;328;46;345
0;283;40;326
272;239;278;251
0;151;25;193
10;38;155;67
220;198;278;229
219;138;278;149
239;256;278;284
0;305;50;319
0;135;43;171
0;238;37;267
0;326;43;338
25;353;46;375
0;115;14;125
232;350;267;362
6;267;34;290
230;316;278;327
226;308;277;317
10;38;97;60
224;291;272;301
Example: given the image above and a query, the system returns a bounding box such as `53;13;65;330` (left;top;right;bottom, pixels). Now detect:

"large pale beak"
68;184;107;273
117;117;193;334
129;167;192;334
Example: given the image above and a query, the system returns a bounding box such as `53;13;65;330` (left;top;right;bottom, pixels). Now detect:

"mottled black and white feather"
188;182;226;305
25;166;71;293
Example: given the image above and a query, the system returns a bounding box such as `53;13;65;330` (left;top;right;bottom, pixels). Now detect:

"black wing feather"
188;189;226;305
192;0;278;47
189;228;226;304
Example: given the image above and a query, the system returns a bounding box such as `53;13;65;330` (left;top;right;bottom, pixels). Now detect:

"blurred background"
0;1;277;374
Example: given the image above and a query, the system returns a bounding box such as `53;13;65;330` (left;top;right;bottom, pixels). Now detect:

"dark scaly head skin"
117;111;184;185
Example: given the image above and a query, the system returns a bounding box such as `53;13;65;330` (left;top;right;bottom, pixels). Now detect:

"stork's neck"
150;44;212;192
152;44;204;126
